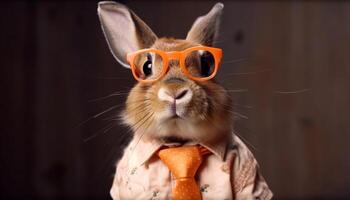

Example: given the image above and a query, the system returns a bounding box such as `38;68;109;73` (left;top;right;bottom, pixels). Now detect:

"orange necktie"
158;145;210;200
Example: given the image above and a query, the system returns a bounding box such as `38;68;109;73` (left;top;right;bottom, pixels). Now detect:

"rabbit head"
98;1;232;144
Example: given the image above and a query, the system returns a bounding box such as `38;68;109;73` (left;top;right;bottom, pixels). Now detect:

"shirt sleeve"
110;153;128;200
110;168;120;200
230;136;273;200
234;160;273;200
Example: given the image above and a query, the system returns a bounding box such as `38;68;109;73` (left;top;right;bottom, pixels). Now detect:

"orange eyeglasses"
126;46;222;83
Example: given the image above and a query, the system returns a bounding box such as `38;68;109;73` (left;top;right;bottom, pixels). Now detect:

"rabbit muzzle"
158;86;193;118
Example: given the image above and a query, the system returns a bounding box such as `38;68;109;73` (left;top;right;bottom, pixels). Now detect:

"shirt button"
130;167;137;175
221;164;230;174
152;189;159;199
200;184;209;193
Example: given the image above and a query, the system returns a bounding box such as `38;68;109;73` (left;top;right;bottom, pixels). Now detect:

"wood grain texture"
1;1;350;199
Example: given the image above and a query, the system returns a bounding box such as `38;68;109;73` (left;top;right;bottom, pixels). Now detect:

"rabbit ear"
98;1;157;68
186;3;224;46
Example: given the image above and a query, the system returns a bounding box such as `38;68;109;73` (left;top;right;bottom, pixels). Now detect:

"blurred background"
2;0;350;199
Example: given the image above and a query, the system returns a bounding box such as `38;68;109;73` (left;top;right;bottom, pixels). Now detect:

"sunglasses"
126;46;222;83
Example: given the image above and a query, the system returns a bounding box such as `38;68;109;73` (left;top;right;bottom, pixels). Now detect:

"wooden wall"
2;1;350;199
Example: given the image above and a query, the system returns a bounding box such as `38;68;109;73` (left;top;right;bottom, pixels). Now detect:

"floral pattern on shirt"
110;134;273;200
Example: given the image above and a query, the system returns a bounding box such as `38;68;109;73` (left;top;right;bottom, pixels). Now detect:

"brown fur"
98;2;231;144
122;38;233;144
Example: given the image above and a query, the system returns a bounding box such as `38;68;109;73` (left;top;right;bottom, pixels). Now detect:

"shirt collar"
130;135;229;168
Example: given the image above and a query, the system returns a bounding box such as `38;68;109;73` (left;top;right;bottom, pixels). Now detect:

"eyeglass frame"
126;46;223;83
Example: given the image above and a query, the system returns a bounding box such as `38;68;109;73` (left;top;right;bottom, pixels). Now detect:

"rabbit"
97;1;272;199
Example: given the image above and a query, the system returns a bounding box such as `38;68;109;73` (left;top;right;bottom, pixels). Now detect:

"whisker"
127;103;151;116
77;104;121;127
146;91;158;97
273;88;311;94
103;114;120;122
231;111;249;120
206;95;248;120
93;100;152;122
205;90;253;152
233;103;253;109
222;68;272;76
103;123;118;133
127;99;151;104
232;111;248;119
210;89;248;93
133;112;154;135
225;89;248;93
206;95;234;112
88;86;153;103
88;92;130;102
222;57;250;64
206;94;250;118
93;76;131;80
130;111;153;132
127;113;154;167
83;121;117;142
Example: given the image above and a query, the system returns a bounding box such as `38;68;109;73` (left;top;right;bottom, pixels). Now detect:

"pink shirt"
110;134;273;199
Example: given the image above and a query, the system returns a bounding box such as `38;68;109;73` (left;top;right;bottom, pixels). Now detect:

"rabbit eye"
143;60;152;76
185;50;215;78
200;52;214;77
200;57;210;77
142;55;153;77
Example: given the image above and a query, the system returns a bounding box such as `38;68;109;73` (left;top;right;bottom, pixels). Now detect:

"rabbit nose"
158;87;193;105
175;90;188;100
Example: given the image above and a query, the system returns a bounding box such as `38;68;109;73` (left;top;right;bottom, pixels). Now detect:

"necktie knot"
158;145;210;200
158;146;202;178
